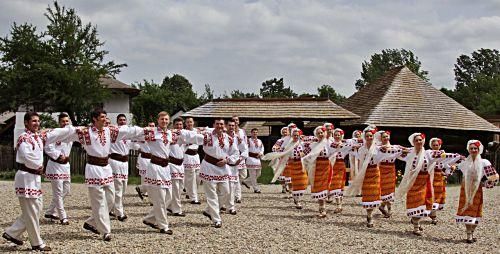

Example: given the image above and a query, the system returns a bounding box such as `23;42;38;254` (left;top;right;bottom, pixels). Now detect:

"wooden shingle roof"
99;76;140;96
183;98;359;120
341;67;500;132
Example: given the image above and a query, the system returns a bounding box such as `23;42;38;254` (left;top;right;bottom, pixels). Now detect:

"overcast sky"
2;0;500;97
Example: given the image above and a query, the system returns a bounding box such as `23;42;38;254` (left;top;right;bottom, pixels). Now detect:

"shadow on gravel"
178;221;211;228
44;231;92;242
65;205;91;210
112;227;158;235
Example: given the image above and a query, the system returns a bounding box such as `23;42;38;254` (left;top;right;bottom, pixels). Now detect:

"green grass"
257;161;278;184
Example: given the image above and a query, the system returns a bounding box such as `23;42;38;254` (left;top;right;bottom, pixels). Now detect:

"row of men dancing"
2;110;263;251
263;123;498;243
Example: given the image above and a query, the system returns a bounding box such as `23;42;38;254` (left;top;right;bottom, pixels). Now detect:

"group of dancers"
2;110;498;251
264;123;498;243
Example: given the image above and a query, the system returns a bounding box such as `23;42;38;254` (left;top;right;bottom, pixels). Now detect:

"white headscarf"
396;133;427;200
302;126;328;184
352;130;362;139
280;127;288;136
346;125;378;196
262;128;302;183
459;140;485;212
428;137;442;148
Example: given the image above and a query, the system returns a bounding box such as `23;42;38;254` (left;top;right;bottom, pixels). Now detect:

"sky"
1;0;500;98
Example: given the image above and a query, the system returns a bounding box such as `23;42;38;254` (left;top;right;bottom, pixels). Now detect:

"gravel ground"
0;181;498;253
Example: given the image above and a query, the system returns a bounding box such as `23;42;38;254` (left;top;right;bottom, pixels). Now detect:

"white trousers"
168;179;183;214
86;185;114;235
110;178;127;217
219;181;236;211
184;168;200;202
5;197;44;247
143;186;172;230
234;168;247;200
244;168;262;191
46;180;71;219
204;181;229;223
139;175;148;194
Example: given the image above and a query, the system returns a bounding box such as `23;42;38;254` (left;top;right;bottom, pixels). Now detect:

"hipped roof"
341;66;500;133
183;98;359;120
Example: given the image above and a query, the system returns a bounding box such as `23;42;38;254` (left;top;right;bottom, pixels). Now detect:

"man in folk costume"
167;117;199;216
426;137;462;225
65;109;146;241
221;119;248;214
453;140;498;243
3;112;74;251
396;133;448;236
273;126;289;193
142;112;203;234
347;130;363;186
200;118;240;228
346;125;403;227
243;128;265;193
231;115;249;203
108;114;135;222
327;128;355;214
183;117;202;204
135;121;155;201
43;113;73;225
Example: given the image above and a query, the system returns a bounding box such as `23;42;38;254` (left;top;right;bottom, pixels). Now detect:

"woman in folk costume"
396;133;449;236
272;126;290;193
375;130;405;218
454;140;498;243
346;125;390;227
328;128;355;213
347;130;363;185
263;128;308;209
426;137;462;225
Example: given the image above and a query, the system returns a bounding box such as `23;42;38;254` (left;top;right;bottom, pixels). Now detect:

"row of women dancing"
262;123;498;243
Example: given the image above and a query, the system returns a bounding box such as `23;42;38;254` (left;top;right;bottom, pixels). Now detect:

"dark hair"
251;128;258;132
116;114;127;121
213;117;225;123
91;108;107;123
173;117;184;124
58;113;69;121
185;117;194;121
227;119;236;123
24;112;39;122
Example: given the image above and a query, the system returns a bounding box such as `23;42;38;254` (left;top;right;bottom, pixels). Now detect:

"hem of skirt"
285;177;292;184
292;190;305;197
381;193;394;202
328;189;343;197
406;205;430;217
184;164;201;170
144;177;172;188
311;190;328;200
199;173;230;182
455;216;480;225
362;200;381;209
113;174;128;180
432;203;444;210
85;177;114;186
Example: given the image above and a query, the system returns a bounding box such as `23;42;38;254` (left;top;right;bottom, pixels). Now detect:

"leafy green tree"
317;84;346;104
229;89;259;99
162;74;200;112
259;78;297;98
0;1;125;125
198;84;214;104
443;48;500;115
355;48;429;90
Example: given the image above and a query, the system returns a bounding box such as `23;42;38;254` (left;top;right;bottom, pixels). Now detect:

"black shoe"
220;207;226;212
183;188;186;193
166;209;173;214
135;186;144;200
109;212;116;218
44;214;59;220
202;211;212;221
254;190;261;193
160;228;173;235
117;215;128;222
143;220;159;229
32;245;52;251
242;181;250;189
185;195;190;199
229;210;237;215
190;200;201;205
83;222;100;235
103;233;111;241
235;199;241;204
213;221;222;228
60;218;70;225
172;212;186;217
2;232;23;246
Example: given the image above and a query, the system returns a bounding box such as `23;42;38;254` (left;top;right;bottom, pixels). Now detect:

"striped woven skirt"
328;160;346;198
430;169;446;210
311;158;332;200
361;164;381;209
379;162;396;203
456;183;483;225
406;171;432;217
289;159;308;198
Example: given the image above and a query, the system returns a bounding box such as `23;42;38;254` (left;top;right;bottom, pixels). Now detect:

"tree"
198;84;214;104
0;1;126;125
228;89;259;99
444;48;500;115
317;84;346;104
355;48;429;90
161;74;200;112
259;78;297;98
